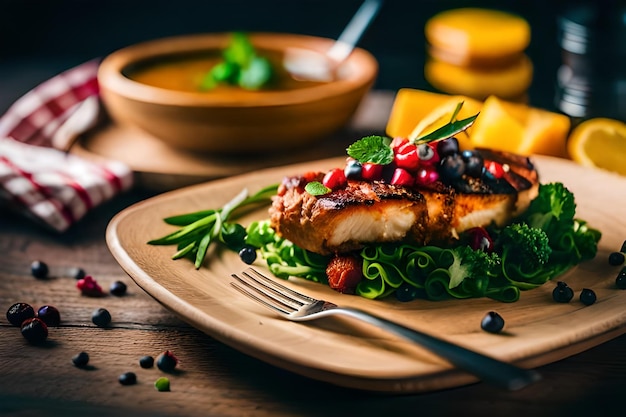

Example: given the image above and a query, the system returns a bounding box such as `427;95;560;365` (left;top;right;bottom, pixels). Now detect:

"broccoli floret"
448;245;501;290
519;182;576;239
498;222;552;272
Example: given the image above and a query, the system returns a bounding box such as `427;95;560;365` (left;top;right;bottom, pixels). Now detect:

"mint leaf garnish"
346;135;393;165
305;181;331;196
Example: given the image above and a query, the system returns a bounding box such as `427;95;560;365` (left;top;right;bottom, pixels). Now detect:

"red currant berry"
361;163;383;181
390;168;414;187
322;168;347;190
394;143;420;170
485;160;505;178
415;167;439;185
466;227;494;252
76;275;105;297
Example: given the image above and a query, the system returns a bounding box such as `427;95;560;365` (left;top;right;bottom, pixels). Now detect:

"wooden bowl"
97;32;378;153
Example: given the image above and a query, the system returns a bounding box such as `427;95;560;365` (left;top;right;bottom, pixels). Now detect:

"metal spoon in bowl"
284;0;383;82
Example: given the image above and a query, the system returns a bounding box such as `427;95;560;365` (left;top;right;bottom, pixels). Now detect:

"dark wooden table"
1;88;626;417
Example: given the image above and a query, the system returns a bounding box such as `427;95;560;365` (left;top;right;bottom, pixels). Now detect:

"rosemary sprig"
148;184;278;269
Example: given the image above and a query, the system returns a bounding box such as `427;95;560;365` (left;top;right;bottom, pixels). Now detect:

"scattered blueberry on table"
20;317;48;344
139;355;155;369
109;280;128;296
37;305;61;327
552;281;574;303
6;302;35;326
118;372;137;386
91;308;112;327
156;351;178;372
481;311;505;333
30;260;49;279
579;288;597;306
72;351;90;368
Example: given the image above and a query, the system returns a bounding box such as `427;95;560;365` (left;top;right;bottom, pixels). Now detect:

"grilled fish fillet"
269;150;539;255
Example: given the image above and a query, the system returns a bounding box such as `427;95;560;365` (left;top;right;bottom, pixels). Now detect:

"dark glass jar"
555;0;626;122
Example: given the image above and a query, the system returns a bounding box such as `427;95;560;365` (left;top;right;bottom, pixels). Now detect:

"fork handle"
328;307;541;390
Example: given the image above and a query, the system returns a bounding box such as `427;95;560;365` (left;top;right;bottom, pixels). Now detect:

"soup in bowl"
97;32;379;153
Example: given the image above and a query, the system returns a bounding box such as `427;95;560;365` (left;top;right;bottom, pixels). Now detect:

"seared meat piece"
269;151;539;255
270;174;432;255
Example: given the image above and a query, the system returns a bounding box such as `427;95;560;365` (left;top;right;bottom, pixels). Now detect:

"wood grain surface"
2;92;626;417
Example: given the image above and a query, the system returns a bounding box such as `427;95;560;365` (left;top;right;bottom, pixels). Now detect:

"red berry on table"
417;143;440;165
21;317;48;344
76;275;105;297
6;302;35;327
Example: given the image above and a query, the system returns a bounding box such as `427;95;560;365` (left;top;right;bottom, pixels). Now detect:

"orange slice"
568;118;626;176
471;96;570;157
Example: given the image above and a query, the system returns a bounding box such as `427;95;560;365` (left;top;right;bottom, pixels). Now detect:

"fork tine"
231;268;307;314
231;276;293;315
244;268;316;304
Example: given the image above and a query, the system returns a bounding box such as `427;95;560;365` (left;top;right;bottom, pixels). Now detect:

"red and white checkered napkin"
0;59;133;232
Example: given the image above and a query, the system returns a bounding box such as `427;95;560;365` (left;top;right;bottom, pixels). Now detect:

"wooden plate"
105;155;626;393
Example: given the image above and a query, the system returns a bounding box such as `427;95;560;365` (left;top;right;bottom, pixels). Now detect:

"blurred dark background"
0;0;622;118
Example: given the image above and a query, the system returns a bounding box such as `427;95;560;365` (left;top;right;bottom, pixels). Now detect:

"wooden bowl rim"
97;32;379;108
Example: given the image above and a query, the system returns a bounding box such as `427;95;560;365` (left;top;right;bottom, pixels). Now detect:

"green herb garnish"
305;181;331;196
148;184;278;269
200;32;274;91
346;135;394;164
412;113;479;145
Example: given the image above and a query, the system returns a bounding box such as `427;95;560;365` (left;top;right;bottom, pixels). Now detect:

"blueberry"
6;302;35;326
37;305;61;327
72;351;90;367
616;268;626;289
30;260;49;279
461;150;484;177
156;351;178;372
110;281;127;296
608;251;625;266
481;311;505;333
552;281;574;303
139;355;155;369
439;154;466;181
21;317;48;344
118;372;137;386
395;283;419;302
579;288;597;306
344;160;362;180
436;137;459;156
91;308;112;327
238;245;257;265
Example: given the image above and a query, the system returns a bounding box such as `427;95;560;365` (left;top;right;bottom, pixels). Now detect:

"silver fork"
231;268;541;391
